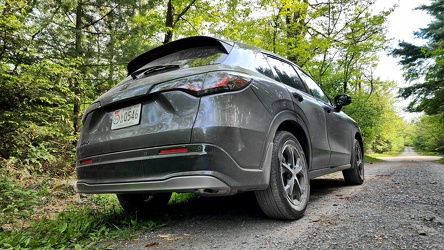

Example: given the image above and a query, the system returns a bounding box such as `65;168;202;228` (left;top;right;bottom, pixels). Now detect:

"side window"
255;53;275;80
266;56;307;92
297;69;331;104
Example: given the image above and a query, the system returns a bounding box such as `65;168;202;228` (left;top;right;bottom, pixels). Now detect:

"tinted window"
266;56;307;92
255;53;275;79
297;69;331;104
145;46;226;69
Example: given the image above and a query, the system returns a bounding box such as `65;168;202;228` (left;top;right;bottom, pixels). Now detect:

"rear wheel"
116;193;172;213
255;131;310;220
343;139;364;185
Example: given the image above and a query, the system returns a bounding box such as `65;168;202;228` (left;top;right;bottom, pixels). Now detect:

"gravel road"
111;147;443;250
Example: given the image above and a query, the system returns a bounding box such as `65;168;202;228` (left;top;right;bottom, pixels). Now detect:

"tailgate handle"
292;93;304;102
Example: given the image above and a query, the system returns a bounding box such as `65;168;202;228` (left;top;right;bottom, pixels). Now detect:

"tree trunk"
74;0;84;135
163;0;174;44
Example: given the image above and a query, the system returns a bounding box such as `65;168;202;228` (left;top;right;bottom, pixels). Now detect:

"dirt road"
112;148;443;249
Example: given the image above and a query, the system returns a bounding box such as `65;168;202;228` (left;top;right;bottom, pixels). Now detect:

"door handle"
292;93;304;102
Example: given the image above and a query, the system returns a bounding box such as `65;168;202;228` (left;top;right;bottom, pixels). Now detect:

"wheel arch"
262;111;312;171
276;121;311;168
354;132;364;155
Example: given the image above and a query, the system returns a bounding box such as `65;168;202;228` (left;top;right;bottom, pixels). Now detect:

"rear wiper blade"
131;65;179;79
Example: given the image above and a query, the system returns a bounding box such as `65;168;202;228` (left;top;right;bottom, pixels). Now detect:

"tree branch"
174;0;196;25
81;4;120;29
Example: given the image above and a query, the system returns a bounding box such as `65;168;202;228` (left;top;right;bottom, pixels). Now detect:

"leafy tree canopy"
391;0;444;115
0;0;409;172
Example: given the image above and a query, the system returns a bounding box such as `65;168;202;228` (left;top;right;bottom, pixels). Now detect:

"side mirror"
334;94;352;111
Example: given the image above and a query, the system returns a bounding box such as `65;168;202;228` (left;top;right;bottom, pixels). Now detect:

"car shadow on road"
310;177;349;202
135;178;350;221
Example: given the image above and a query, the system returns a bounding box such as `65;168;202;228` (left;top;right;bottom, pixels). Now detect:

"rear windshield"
144;46;227;69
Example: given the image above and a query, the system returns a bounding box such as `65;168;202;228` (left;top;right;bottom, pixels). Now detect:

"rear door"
296;69;352;167
266;56;331;170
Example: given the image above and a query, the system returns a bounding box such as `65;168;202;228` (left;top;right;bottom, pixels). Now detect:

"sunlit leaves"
392;0;444;117
411;114;444;153
0;0;412;165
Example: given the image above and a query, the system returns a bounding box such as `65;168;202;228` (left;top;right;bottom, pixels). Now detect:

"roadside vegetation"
1;0;443;248
0;160;196;249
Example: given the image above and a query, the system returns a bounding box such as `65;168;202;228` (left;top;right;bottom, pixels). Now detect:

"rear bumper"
77;175;233;195
76;143;272;195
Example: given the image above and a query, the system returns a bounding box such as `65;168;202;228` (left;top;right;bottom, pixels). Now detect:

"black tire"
116;193;172;213
343;139;364;185
255;131;310;220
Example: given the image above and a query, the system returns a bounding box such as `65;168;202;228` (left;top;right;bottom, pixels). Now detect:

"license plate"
111;103;141;130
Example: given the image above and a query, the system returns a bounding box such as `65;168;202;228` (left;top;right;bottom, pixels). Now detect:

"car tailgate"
77;89;200;159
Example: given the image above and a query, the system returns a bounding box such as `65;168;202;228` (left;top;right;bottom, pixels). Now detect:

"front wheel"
116;193;172;213
343;139;364;185
255;131;310;220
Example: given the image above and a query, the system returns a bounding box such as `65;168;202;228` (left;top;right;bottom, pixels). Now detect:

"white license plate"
111;103;141;130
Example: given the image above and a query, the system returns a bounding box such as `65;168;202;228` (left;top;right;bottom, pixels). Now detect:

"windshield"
143;46;227;69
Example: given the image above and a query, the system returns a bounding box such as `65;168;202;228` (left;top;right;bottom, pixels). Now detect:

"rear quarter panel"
191;86;272;170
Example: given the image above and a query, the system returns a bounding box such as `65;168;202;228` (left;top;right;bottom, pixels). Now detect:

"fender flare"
258;110;312;187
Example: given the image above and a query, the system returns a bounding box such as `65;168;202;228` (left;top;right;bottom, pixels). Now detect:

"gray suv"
76;36;364;220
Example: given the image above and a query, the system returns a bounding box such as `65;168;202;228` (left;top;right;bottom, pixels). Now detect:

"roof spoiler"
127;36;234;76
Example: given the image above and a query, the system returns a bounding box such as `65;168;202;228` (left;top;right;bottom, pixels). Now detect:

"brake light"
149;72;252;96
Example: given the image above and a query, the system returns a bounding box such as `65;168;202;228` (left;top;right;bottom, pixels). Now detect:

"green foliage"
392;0;444;116
1;206;139;249
0;58;78;174
391;0;444;155
0;0;416;246
0;163;197;249
0;1;78;173
342;80;407;154
0;172;170;249
363;155;383;163
0;165;50;229
411;114;444;154
169;192;196;205
0;0;405;171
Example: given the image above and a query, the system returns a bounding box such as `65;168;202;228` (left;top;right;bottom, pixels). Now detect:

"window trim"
264;54;310;93
293;66;332;105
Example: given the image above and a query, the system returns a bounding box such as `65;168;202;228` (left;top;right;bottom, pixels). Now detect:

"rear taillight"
149;71;252;96
202;72;251;95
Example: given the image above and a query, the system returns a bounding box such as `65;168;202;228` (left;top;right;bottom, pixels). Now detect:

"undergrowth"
0;158;194;249
363;155;383;163
1;204;171;249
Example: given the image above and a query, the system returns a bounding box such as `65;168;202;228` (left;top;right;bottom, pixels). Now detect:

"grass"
366;152;402;158
365;148;406;160
364;155;383;163
366;149;444;164
416;151;441;156
0;165;196;249
415;151;444;164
